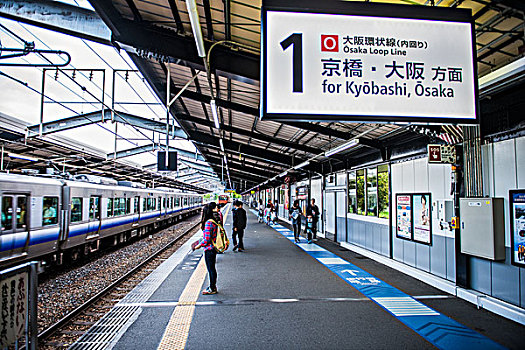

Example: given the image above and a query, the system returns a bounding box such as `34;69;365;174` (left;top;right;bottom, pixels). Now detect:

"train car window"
115;198;125;216
107;198;114;217
158;197;161;210
134;197;139;213
89;196;100;220
1;196;13;232
143;198;147;212
43;197;59;226
184;197;188;206
163;198;167;210
16;196;27;230
126;198;131;214
176;197;180;207
71;197;83;222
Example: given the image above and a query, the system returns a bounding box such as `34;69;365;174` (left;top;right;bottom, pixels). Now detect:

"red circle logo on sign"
321;35;339;52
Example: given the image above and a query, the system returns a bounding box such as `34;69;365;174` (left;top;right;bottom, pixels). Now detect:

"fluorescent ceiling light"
294;161;310;170
223;155;227;164
7;153;38;162
185;0;206;58
279;171;288;177
219;138;224;152
325;139;360;157
90;169;104;174
210;99;220;129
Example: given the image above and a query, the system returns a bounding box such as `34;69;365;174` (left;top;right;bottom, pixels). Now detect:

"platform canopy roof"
0;112;210;193
1;0;523;193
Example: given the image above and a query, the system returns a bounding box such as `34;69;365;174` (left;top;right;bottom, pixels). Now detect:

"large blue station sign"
261;0;479;124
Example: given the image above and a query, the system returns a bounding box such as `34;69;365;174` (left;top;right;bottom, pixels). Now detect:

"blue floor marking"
261;218;505;350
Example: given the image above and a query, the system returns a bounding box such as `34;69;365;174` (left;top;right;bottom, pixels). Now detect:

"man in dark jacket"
306;198;320;241
232;200;247;252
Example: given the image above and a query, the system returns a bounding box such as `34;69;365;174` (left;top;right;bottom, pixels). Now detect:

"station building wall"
335;135;524;309
391;158;456;282
473;136;525;308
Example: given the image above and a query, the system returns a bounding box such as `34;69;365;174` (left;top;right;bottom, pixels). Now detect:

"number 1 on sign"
280;33;303;93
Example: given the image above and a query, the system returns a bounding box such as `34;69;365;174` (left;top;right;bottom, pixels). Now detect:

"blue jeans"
204;249;217;290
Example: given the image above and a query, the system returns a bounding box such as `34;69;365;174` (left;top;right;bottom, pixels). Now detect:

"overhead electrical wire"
1;19;216;185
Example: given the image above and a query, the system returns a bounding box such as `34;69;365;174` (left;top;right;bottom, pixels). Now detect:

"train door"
158;196;162;218
88;196;101;238
0;194;29;260
132;196;140;226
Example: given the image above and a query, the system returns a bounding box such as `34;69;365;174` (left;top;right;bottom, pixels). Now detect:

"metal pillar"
454;145;468;288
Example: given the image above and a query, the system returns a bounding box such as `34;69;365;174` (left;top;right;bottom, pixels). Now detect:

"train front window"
1;196;13;231
71;197;82;222
43;197;58;226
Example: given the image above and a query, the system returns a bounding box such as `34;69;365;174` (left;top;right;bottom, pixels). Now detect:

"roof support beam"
190;130;301;167
89;0;259;82
179;159;215;174
107;143;205;161
166;0;184;34
174;88;352;140
0;0;111;45
202;0;214;40
27;109;187;139
205;155;280;178
177;114;319;155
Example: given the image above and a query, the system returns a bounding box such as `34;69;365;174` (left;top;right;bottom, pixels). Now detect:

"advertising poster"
413;193;432;245
396;194;412;240
510;190;525;267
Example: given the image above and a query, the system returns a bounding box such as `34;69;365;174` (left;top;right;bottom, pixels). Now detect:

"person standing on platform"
289;200;302;243
232;200;247;252
193;202;221;295
306;198;320;241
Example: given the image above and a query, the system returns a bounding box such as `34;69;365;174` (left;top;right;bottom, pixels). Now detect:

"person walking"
306;198;320;241
232;200;247;252
289;200;302;243
258;199;265;223
193;202;221;295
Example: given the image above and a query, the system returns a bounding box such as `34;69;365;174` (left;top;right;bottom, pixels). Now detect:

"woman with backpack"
289;200;302;243
193;202;222;295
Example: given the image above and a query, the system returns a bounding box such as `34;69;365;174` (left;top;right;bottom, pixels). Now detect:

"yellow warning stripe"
157;204;231;350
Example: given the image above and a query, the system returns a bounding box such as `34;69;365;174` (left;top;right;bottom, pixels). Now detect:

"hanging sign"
396;194;412;240
428;144;456;164
261;0;478;123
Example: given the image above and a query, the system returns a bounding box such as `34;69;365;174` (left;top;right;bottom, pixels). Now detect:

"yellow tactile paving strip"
157;204;231;350
157;257;207;350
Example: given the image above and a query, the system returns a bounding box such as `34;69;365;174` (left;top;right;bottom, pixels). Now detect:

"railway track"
36;220;201;349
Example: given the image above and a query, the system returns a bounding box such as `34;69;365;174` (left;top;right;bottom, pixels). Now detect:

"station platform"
70;205;525;349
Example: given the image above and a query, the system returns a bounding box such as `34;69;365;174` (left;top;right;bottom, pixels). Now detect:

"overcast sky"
0;12;202;171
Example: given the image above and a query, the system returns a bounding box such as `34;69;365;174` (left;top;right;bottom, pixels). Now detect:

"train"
0;173;204;269
218;194;229;207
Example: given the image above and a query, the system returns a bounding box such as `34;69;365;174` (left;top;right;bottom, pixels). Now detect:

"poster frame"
396;193;413;241
412;192;433;245
261;0;479;124
509;189;525;267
